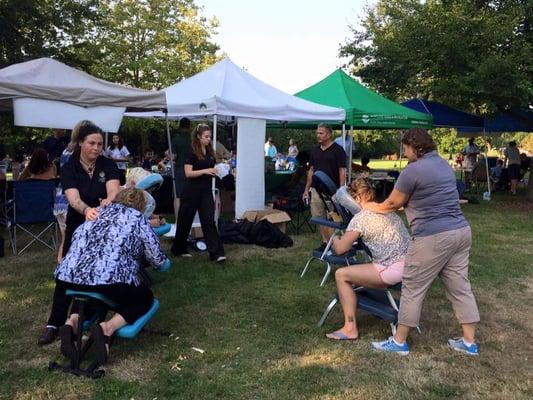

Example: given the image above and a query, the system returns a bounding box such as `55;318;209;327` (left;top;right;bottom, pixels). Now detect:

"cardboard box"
241;208;292;233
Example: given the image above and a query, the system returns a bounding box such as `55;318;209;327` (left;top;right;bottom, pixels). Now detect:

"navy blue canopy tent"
457;108;533;136
402;99;484;129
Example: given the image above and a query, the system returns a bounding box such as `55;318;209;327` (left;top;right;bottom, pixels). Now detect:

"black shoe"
314;243;327;253
37;326;58;346
59;325;77;362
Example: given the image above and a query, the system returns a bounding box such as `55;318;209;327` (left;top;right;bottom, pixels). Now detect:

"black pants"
118;169;126;186
50;279;153;326
171;187;224;260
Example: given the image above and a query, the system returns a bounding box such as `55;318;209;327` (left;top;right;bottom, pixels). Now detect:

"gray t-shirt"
395;151;469;237
347;210;409;266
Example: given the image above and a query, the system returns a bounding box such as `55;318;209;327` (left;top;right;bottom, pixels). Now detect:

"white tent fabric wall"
235;118;266;218
14;98;125;132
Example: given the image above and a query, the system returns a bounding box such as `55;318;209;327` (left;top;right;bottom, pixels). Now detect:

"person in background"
18;148;57;181
171;118;192;217
490;159;504;191
365;128;479;356
264;137;277;159
171;124;226;262
352;156;372;175
43;129;69;170
215;140;232;163
503;141;521;195
104;134;130;185
288;139;299;158
462;137;480;170
37;121;120;346
519;153;530;180
303;123;347;252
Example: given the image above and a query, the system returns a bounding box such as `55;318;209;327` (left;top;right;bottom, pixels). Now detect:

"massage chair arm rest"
309;216;346;230
154;258;172;272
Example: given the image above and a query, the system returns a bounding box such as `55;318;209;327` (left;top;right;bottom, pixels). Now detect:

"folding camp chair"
8;180;58;255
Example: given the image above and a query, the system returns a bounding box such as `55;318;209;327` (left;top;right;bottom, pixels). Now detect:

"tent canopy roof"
162;58;345;122
402;99;483;129
294;69;432;129
0;58;166;111
457;108;533;136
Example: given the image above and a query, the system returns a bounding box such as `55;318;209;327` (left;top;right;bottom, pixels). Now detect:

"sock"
393;338;405;346
463;338;474;346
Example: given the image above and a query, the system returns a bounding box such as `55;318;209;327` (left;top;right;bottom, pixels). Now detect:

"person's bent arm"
139;218;168;268
64;188;99;220
332;229;360;254
362;188;409;214
303;165;314;202
100;179;120;207
184;164;215;178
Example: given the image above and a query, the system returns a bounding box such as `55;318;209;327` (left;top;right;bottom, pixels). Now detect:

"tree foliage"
340;0;532;115
91;0;220;89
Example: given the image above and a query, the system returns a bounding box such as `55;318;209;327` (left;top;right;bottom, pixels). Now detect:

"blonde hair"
349;177;376;202
126;167;151;188
114;187;146;212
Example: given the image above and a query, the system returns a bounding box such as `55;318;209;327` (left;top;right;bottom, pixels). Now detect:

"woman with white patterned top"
326;178;409;341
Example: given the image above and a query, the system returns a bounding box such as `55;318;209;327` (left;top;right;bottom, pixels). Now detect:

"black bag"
250;219;293;248
0;236;4;257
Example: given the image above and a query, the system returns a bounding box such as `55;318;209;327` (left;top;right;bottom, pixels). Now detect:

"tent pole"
212;115;218;196
165;111;177;201
349;125;354;183
342;124;347;183
483;129;491;199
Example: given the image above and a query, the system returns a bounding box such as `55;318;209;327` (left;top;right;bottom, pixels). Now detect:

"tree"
340;0;532;115
91;0;220;89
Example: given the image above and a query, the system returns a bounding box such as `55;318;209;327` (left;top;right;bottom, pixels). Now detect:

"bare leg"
462;322;477;343
319;225;334;244
326;264;387;340
57;226;66;264
65;313;79;330
174;198;181;221
100;314;127;337
511;179;518;194
394;324;411;343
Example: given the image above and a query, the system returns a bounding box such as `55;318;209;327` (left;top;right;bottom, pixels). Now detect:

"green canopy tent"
295;69;432;129
286;69;433;180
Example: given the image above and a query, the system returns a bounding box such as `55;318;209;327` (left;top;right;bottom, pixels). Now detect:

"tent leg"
165;112;177;201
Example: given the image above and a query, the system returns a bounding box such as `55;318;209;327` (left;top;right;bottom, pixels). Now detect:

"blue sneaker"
371;336;410;355
448;337;479;356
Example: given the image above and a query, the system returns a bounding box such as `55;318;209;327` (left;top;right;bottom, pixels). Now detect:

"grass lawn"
1;190;532;399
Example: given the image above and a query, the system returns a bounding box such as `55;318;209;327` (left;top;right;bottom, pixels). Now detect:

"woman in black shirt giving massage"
171;124;226;262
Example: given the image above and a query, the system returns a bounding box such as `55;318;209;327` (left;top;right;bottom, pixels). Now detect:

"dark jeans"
171;186;224;260
50;279;153;326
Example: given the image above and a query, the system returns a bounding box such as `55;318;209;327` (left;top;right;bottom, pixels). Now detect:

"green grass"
1;190;532;399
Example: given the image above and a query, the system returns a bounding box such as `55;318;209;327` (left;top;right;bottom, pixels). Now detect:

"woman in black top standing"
37;121;120;346
171;124;225;262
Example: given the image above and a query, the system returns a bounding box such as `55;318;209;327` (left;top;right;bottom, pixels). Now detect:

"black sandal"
59;325;77;362
89;324;111;365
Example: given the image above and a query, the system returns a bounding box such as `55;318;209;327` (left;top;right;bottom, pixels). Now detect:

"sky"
196;0;371;94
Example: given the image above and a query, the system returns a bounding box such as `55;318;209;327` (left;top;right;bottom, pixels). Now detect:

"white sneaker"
215;256;227;263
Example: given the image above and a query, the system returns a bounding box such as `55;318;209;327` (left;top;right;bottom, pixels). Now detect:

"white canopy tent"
128;58;345;217
0;58;166;132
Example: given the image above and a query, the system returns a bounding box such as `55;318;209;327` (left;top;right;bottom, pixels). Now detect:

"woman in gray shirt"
364;128;479;356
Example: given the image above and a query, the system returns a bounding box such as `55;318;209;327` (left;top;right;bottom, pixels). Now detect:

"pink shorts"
373;259;405;286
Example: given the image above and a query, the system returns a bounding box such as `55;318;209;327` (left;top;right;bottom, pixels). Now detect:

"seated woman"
326;178;410;340
54;187;169;364
125;167;166;227
18;148;57;180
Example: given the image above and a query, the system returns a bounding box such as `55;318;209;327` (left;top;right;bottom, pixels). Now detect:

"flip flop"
90;324;110;365
326;331;359;341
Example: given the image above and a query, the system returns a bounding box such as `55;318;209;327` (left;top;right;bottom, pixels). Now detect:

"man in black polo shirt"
303;123;346;251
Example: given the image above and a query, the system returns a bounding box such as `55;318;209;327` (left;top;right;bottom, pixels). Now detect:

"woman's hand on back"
84;207;100;221
204;168;216;176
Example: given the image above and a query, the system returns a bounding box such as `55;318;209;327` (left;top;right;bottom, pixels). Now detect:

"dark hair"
191;124;215;161
73;122;103;157
109;134;124;150
361;156;370;166
179;118;191;130
317;123;333;135
509;141;516;146
401;128;436;158
27;148;52;175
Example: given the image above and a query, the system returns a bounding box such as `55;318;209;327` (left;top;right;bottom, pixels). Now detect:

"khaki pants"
310;187;327;218
398;226;480;327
